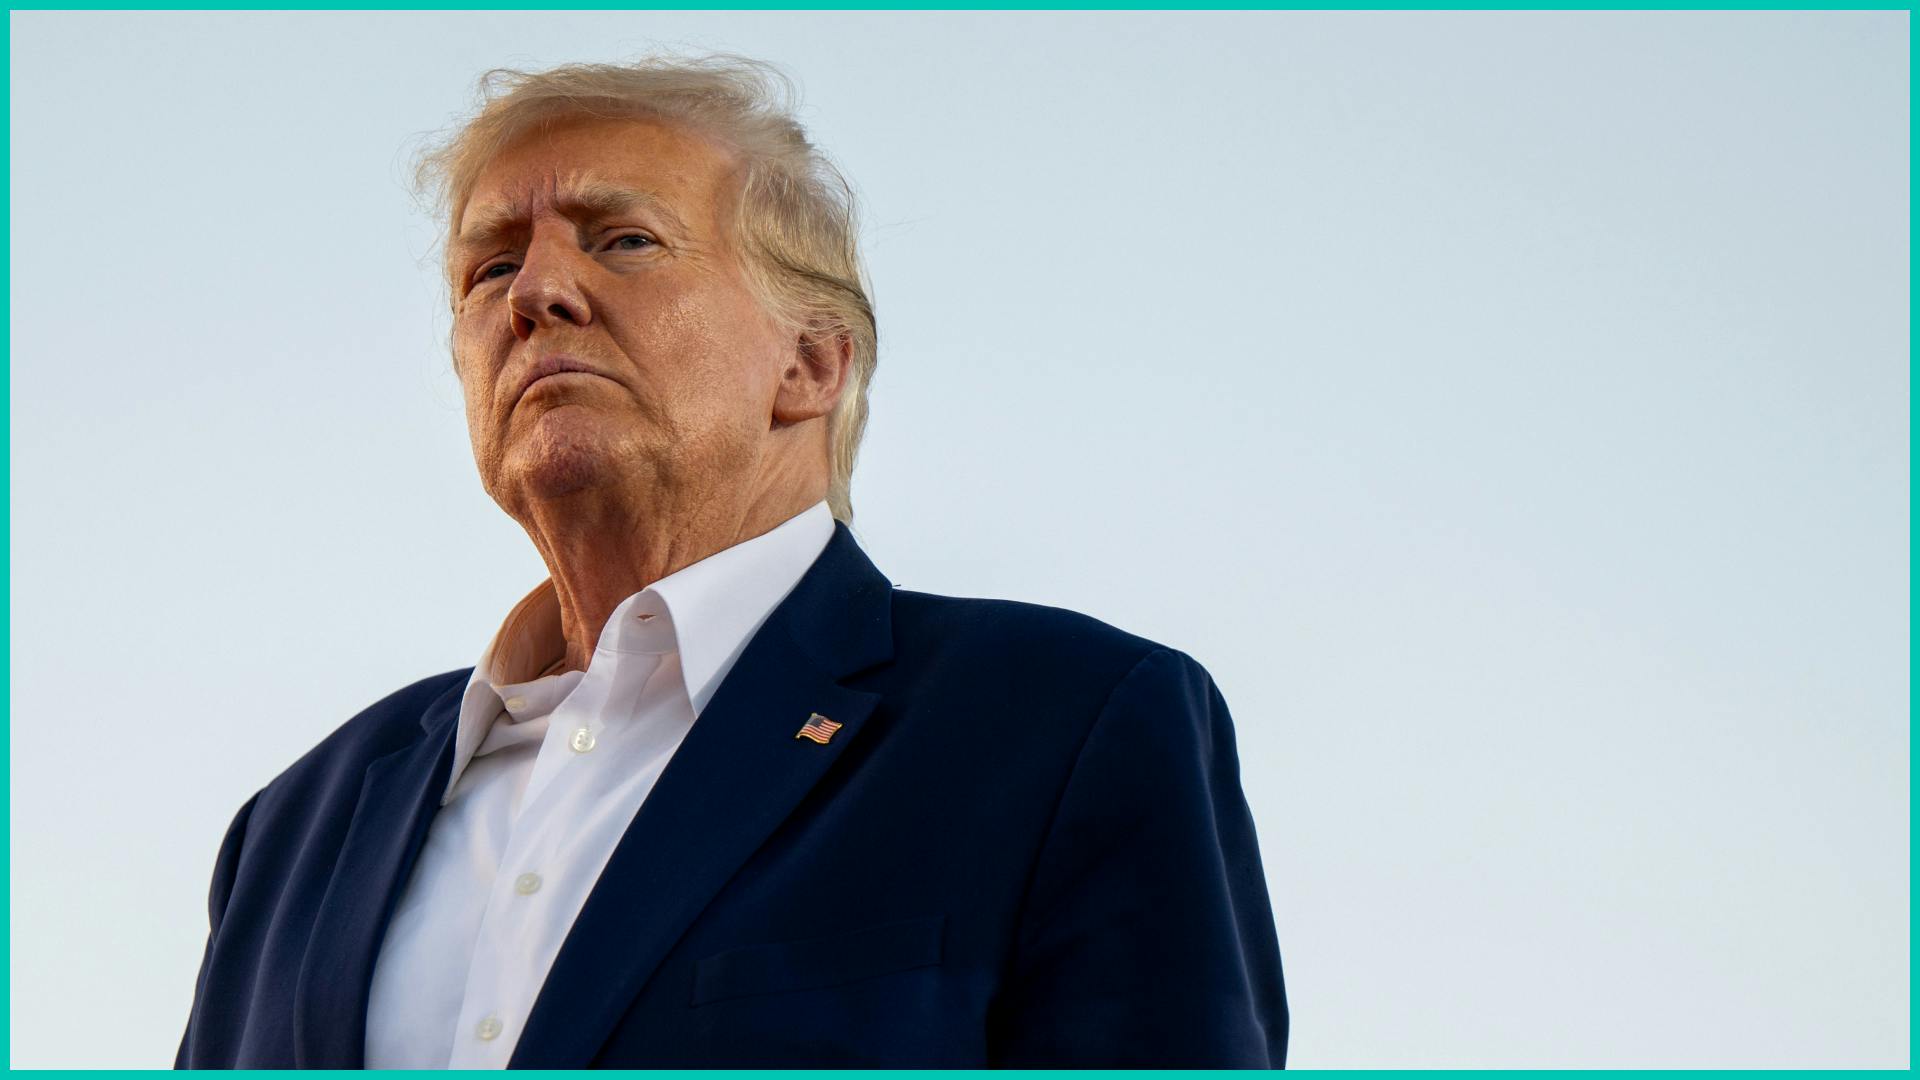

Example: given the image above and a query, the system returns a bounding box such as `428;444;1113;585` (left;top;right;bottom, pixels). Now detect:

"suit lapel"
510;520;895;1067
291;678;462;1068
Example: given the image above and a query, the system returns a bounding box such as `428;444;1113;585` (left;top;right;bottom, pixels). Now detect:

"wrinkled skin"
449;114;850;673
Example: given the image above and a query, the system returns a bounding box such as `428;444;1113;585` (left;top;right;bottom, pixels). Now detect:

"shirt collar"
441;499;837;805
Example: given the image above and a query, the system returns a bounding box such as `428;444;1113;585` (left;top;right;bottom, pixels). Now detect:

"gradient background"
8;10;1909;1068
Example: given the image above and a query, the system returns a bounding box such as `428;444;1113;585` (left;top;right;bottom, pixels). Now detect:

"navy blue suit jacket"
175;521;1288;1067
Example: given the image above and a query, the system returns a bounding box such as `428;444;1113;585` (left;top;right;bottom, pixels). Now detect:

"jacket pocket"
690;914;947;1006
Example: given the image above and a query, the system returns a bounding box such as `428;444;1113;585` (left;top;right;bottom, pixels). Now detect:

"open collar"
438;501;836;805
298;513;895;1068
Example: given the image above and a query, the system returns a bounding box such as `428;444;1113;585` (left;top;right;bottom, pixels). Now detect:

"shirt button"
515;872;543;895
475;1016;502;1041
504;696;526;710
570;727;596;753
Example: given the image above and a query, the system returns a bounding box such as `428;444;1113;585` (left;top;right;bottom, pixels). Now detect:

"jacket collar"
435;500;838;803
292;518;894;1068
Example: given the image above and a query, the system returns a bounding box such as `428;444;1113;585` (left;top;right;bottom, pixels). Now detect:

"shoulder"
880;590;1248;851
251;666;471;813
891;586;1162;658
885;586;1215;716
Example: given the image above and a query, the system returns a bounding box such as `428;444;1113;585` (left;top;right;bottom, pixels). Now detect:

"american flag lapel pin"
795;712;843;745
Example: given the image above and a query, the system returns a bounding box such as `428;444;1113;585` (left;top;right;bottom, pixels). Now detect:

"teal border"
3;2;1916;8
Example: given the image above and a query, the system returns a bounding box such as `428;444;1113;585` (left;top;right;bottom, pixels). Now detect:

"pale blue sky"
9;10;1909;1067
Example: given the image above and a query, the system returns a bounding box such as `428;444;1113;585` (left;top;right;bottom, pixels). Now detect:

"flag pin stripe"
795;712;843;744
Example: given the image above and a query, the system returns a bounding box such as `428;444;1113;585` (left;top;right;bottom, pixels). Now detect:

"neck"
517;483;821;675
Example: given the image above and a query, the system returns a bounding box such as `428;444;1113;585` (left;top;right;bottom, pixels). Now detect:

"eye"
469;234;655;288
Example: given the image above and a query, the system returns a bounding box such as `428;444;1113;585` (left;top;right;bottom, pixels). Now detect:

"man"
174;53;1287;1069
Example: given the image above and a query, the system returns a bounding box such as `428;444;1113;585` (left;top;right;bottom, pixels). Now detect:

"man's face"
449;114;796;521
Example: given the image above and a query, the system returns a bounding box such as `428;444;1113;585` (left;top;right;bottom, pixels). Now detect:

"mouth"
515;355;605;402
523;371;596;395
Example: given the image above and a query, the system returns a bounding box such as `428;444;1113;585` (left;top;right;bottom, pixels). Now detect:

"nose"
506;231;592;340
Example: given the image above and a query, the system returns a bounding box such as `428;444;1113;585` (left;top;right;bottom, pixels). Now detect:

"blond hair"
410;53;878;524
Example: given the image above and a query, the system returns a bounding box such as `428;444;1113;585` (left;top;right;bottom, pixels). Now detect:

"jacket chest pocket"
690;914;946;1006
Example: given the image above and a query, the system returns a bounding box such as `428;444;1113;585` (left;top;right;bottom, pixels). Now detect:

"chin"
509;420;625;500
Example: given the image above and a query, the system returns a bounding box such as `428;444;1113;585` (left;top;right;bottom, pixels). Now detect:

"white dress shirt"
364;500;836;1069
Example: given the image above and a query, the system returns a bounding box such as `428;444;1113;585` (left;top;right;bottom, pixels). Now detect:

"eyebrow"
453;180;692;257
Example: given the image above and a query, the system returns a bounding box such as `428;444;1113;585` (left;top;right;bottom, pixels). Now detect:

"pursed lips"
514;355;604;402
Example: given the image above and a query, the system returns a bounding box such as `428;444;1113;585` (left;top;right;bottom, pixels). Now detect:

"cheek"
631;285;785;420
449;314;484;382
449;314;504;437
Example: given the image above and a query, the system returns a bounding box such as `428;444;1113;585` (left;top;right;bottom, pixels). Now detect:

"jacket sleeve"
989;647;1289;1067
174;789;262;1069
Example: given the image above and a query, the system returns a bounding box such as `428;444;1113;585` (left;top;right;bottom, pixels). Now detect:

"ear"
772;326;854;426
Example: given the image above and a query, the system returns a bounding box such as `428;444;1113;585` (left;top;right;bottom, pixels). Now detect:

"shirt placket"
444;650;664;1068
446;780;575;1067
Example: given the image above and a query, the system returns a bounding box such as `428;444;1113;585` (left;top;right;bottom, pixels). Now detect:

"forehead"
457;115;736;239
